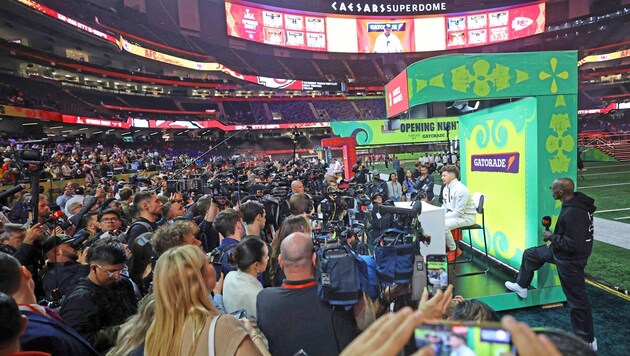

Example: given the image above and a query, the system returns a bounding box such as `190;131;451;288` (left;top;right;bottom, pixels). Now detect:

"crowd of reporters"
0;152;597;355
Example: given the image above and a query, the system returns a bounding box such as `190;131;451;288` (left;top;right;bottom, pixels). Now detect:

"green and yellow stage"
379;52;578;311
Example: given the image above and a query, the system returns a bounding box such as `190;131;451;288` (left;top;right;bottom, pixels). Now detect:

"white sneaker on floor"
588;338;598;351
505;281;528;298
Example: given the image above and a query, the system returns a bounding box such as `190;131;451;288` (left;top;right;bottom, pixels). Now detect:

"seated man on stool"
441;165;476;262
505;177;597;350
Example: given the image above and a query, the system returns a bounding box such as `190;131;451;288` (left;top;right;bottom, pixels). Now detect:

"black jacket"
42;262;90;301
125;217;157;245
60;277;138;352
550;192;596;260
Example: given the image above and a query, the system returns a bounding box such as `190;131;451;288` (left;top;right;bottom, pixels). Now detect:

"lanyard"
281;280;317;289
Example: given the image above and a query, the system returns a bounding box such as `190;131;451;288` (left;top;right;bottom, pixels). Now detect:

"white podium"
394;201;446;257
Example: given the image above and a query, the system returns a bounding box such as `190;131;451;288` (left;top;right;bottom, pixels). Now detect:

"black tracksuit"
516;192;596;343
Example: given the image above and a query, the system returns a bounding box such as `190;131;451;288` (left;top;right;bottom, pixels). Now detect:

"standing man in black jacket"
125;190;162;245
505;177;597;349
60;238;137;352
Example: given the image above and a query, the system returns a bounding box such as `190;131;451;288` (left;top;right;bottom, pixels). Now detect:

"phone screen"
426;254;448;297
415;322;514;355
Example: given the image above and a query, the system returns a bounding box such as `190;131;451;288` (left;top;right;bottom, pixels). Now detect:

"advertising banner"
120;39;341;91
0;105;62;122
445;3;544;49
578;49;630;66
330;117;458;145
62;115;131;128
470;152;520;174
384;69;409;117
41;113;330;131
16;0;120;47
226;2;327;51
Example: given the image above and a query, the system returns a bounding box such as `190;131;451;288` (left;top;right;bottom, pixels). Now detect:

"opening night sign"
471;153;520;173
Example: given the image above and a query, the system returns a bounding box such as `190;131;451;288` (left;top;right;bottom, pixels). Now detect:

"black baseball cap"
41;234;75;252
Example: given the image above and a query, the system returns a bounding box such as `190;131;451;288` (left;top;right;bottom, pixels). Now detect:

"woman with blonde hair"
269;215;312;286
145;245;269;356
107;294;155;356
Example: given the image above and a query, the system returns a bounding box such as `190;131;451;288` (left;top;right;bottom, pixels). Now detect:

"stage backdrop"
330;117;459;146
393;51;578;310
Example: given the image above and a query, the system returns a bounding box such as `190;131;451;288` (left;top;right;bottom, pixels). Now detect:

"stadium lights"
49;126;63;129
22;122;38;126
78;128;89;131
93;131;103;134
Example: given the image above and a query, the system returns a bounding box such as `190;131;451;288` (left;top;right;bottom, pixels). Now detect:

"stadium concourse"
0;0;629;355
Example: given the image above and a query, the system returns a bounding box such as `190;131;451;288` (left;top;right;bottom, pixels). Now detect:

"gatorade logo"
471;153;520;173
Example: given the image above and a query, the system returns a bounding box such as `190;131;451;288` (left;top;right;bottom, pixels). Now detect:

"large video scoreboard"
225;1;545;53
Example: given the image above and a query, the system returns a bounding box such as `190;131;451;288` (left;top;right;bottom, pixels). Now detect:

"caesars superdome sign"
331;1;446;14
238;0;535;16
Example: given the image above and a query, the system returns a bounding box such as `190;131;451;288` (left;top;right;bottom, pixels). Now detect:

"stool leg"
454;228;489;277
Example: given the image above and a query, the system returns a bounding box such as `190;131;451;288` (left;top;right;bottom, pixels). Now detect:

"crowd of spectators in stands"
580;111;630;132
1;70;389;125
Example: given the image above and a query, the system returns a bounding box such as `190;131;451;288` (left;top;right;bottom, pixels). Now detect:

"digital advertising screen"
385;69;409;117
225;1;545;53
226;1;327;51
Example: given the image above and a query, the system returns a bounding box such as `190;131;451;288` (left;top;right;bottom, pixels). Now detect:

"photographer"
197;197;222;252
0;223;45;267
241;200;267;240
212;208;246;281
158;200;185;225
72;211;99;245
366;171;389;201
352;160;367;184
94;209;124;240
55;183;76;211
60;238;138;352
41;234;89;301
288;193;313;217
416;165;435;203
125;190;162;245
257;232;358;355
318;186;349;226
369;193;393;247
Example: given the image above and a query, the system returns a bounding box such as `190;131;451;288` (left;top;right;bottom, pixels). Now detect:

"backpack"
119;220;154;244
374;228;417;286
316;243;369;306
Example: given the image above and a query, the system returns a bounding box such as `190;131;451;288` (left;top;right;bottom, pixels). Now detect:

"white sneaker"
505;281;528;299
588;338;598;351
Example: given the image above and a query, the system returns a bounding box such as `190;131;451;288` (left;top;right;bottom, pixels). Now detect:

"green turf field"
580;161;630;223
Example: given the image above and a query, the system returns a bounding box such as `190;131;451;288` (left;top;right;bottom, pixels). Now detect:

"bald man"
290;180;305;195
505;177;597;349
256;232;357;355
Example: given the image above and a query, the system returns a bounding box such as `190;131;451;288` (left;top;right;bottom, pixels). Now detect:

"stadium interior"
0;0;629;355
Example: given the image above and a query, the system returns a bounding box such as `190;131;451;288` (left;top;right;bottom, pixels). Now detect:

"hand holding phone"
414;320;514;355
426;254;449;298
418;285;453;320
